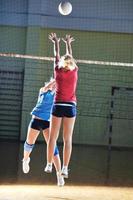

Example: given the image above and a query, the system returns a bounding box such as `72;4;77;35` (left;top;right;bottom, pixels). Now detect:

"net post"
106;86;120;184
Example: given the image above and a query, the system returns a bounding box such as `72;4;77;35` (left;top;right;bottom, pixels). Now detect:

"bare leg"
47;116;62;164
23;127;40;160
43;127;65;186
22;127;40;174
43;129;61;172
63;117;76;167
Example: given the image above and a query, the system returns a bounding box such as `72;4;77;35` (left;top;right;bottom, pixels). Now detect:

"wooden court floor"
0;185;133;200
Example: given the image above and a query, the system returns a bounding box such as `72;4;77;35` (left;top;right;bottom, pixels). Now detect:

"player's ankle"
62;165;68;170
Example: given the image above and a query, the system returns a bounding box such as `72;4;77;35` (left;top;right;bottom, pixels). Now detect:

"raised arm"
39;78;55;94
62;34;75;56
49;33;60;58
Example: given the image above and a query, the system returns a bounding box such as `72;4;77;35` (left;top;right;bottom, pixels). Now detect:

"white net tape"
0;53;133;67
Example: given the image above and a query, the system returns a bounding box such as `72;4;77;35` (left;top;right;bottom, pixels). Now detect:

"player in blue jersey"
22;78;65;186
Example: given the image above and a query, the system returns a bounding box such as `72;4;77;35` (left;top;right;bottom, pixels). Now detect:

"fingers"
62;38;66;42
49;32;56;37
49;32;56;40
70;37;75;42
48;35;52;40
49;32;60;42
49;33;75;42
62;34;75;43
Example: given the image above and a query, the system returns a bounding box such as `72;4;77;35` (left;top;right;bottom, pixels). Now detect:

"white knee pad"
24;141;34;152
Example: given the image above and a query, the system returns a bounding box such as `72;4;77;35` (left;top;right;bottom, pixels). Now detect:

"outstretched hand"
62;34;75;44
49;33;60;43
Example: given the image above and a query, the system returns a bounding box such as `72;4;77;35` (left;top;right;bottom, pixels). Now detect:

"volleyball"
58;2;72;16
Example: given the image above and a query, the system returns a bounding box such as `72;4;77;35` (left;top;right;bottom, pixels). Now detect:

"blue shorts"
52;102;77;118
29;118;50;131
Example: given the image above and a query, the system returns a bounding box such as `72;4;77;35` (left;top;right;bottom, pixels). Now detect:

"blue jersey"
31;90;55;121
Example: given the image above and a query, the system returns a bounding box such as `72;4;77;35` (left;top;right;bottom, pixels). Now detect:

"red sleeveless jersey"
54;57;78;103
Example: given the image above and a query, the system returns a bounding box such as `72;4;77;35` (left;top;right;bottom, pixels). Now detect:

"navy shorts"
29;118;50;131
52;102;77;118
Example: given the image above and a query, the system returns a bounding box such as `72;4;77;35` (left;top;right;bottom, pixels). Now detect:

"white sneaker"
61;167;68;178
57;172;65;187
44;163;52;173
22;157;30;174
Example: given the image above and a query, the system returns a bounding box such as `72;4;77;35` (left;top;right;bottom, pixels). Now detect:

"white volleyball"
58;2;72;16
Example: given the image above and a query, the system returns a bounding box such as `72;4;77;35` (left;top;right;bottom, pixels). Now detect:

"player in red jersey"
45;33;78;179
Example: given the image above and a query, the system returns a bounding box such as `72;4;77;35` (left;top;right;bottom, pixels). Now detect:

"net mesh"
0;0;133;145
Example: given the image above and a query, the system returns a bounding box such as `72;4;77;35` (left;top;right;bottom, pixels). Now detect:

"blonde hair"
58;54;77;69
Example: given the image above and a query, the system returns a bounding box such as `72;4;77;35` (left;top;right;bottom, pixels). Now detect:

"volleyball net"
0;52;133;144
0;0;133;145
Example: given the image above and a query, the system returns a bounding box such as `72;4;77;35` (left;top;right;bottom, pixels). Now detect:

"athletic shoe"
22;157;30;174
56;172;65;186
44;163;52;173
61;167;68;178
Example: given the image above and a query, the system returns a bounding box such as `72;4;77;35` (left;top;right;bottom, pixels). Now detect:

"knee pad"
24;141;34;152
54;145;59;156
